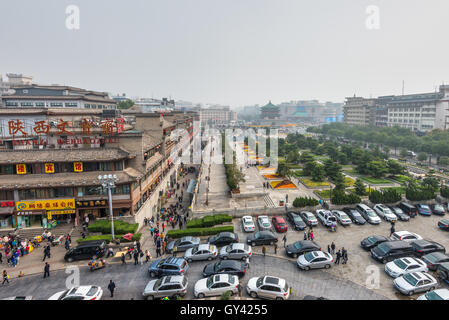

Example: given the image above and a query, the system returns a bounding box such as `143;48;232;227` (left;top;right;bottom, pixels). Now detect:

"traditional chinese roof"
0;147;131;165
0;170;136;190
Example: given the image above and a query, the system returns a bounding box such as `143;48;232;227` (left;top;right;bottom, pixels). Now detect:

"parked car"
48;285;103;300
399;202;418;217
285;212;306;231
388;206;410;222
360;235;389;250
385;257;428;278
194;274;239;298
393;272;438;296
417;289;449;300
356;204;381;224
241;216;256;232
331;210;352;226
297;251;333;270
247;231;278;246
299;211;318;227
431;204;446;216
411;240;446;257
373;204;398;222
316;209;337;227
371;241;415;263
343;207;366;225
219;243;252;261
438;219;449;231
148;257;189;278
422;252;449;271
390;231;423;242
272;216;289;233
285;240;321;258
166;236;201;253
202;260;247;278
207;232;239;247
257;215;272;231
64;240;106;262
246;276;290;300
184;244;218;262
142;275;188;300
436;262;449;284
416;204;432;216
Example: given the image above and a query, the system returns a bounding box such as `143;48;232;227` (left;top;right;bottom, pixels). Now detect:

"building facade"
342;96;377;126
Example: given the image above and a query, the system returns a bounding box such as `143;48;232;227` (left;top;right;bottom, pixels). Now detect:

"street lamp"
98;174;119;240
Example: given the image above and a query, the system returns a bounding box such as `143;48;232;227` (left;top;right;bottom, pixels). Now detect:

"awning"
187;179;197;194
0;207;14;215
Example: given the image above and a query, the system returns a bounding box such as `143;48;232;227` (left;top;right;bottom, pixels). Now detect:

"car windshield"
86;286;98;296
403;274;419;286
394;208;404;214
304;252;315;262
293;216;302;223
263;222;270;227
341;214;349;219
434;205;444;210
214;261;221;271
394;259;408;270
377;243;389;254
191;247;199;254
352;211;361;217
228;275;236;283
421;205;430;210
294;242;303;250
206;276;214;288
425;291;443;300
154;278;163;290
425;254;438;263
254;233;260;239
256;277;264;288
58;288;74;300
244;220;252;225
367;210;377;217
367;236;377;244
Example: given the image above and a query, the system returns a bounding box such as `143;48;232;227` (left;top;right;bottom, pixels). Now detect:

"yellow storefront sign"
16;199;75;212
74;162;83;172
45;163;55;174
47;209;75;220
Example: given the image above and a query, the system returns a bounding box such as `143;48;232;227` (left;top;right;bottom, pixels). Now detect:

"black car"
286;212;306;231
422;252;449;271
246;231;278;246
438;219;449;231
202;260;246;278
343;207;366;225
432;204;446;216
207;232;239;247
360;235;388;250
370;241;414;263
64;240;106;262
388;206;410;222
285;240;321;258
411;240;446;257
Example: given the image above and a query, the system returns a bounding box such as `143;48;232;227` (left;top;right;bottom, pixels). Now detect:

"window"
35;102;45;107
0;165;14;175
54;187;73;198
50;102;63;107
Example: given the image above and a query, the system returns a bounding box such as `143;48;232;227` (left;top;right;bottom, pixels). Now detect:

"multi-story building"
278;100;343;124
1;84;117;110
342;96;377;126
198;106;235;125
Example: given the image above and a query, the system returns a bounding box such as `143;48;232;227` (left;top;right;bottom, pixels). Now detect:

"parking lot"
233;210;449;300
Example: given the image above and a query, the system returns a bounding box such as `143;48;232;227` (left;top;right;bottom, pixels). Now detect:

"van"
64;240;106;262
370;240;415;263
399;202;417;217
356;204;381;224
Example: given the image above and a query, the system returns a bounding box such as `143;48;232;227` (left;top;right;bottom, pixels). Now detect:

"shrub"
331;190;361;205
166;226;234;239
77;233;142;244
441;186;449;199
221;290;233;300
369;188;402;204
405;186;435;201
87;220;138;235
186;214;232;229
292;197;319;208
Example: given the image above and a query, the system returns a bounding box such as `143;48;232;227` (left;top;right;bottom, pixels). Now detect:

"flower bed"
269;180;297;190
263;174;280;180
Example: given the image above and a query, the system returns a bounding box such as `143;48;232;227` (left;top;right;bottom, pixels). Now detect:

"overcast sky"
1;0;449;107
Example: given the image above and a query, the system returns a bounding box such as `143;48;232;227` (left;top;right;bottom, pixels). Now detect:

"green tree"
117;99;135;109
354;178;366;196
417;152;428;162
399;148;408;158
366;160;389;178
386;159;405;175
323;159;342;180
286;150;300;164
276;162;292;178
333;172;346;191
311;164;326;182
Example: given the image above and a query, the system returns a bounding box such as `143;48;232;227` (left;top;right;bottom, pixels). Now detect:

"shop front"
15;210;46;229
0;201;15;229
76;199;108;221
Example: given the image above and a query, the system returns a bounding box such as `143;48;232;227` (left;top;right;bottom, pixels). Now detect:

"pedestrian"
156;247;161;258
262;246;266;257
237;282;243;297
282;235;287;248
136;241;141;253
335;250;341;265
0;251;2;264
121;253;126;264
303;231;307;240
245;256;250;269
343;250;348;264
43;262;50;278
274;243;278;254
390;224;395;237
331;242;336;254
342;248;348;264
307;230;311;240
327;245;331;254
133;251;139;265
108;280;116;298
2;270;9;285
145;250;152;263
42;245;51;261
64;239;70;251
310;230;314;241
106;247;114;258
139;250;144;265
150;226;154;237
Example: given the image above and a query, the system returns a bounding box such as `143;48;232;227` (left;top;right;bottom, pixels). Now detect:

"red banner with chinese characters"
74;162;83;172
16;164;26;175
45;163;55;174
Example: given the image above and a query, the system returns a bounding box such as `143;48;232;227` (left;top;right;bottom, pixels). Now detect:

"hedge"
369;188;402;204
331;190;361;205
166;226;234;239
76;233;142;244
87;220;139;235
293;197;319;208
441;186;449;198
186;214;232;229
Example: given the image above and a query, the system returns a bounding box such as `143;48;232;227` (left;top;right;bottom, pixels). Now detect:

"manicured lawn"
344;177;355;187
286;164;302;169
389;175;411;184
300;178;331;188
361;177;393;185
315;190;332;199
381;186;406;194
293;170;306;177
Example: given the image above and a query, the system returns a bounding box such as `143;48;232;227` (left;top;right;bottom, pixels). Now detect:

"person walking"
43;262;50;278
282;235;287;248
331;242;336;255
133;251;139;265
274;243;278;255
303;231;307;240
108;280;116;298
310;230;314;241
0;251;2;264
106;247;114;258
245;256;250;269
262;246;266;257
307;229;311;240
390;224;395;237
342;248;348;264
42;245;50;261
237;282;243;297
335;250;341;265
145;250;152;263
120;253;126;264
64;239;70;251
156;246;161;258
139;250;144;265
343;250;348;264
136;241;141;253
327;245;331;254
2;270;9;285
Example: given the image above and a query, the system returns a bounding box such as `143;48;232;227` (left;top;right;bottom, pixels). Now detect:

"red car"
272;216;288;233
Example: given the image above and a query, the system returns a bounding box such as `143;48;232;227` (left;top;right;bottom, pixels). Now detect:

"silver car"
331;210;352;226
246;276;290;300
194;274;239;298
297;251;333;270
184;244;218;262
167;236;201;253
142;275;188;300
219;243;252;261
257;215;272;231
393;272;438;296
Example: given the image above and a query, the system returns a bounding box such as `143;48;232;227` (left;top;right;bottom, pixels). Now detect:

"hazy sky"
1;0;449;107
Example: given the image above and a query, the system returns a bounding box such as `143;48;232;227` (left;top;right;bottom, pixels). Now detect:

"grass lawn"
380;186;406;194
300;178;331;188
343;168;358;175
293;170;306;177
389;175;411;184
344;177;355;187
361;177;393;185
315;190;332;199
286;163;302;169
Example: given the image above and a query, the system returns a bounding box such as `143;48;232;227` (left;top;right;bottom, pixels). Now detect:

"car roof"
432;289;449;299
382;241;411;248
263;276;285;287
242;216;253;221
231;243;245;250
410;272;433;281
259;230;275;236
181;236;193;241
220;260;241;267
400;257;419;265
273;216;286;222
163;257;185;265
213;274;233;282
197;244;213;250
394;231;415;236
427;252;449;260
68;286;96;296
162;275;184;284
218;232;234;237
310;251;328;258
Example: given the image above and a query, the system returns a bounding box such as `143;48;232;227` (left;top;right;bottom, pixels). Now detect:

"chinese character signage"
16;164;26;175
0;201;15;207
74;162;83;172
76;200;107;208
16;199;75;212
45;163;55;174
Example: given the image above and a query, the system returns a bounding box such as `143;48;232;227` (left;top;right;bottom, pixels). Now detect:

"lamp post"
98;174;119;240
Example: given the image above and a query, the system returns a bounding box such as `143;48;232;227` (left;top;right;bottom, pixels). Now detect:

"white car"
417;288;449;300
331;210;352;226
242;216;256;232
393;272;438;296
184;244;218;262
246;276;290;300
356;204;381;224
257;215;272;231
373;204;398;222
297;251;333;270
390;231;423;242
385;257;428;278
300;211;318;227
315;210;337;227
194;274;239;298
48;286;103;300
